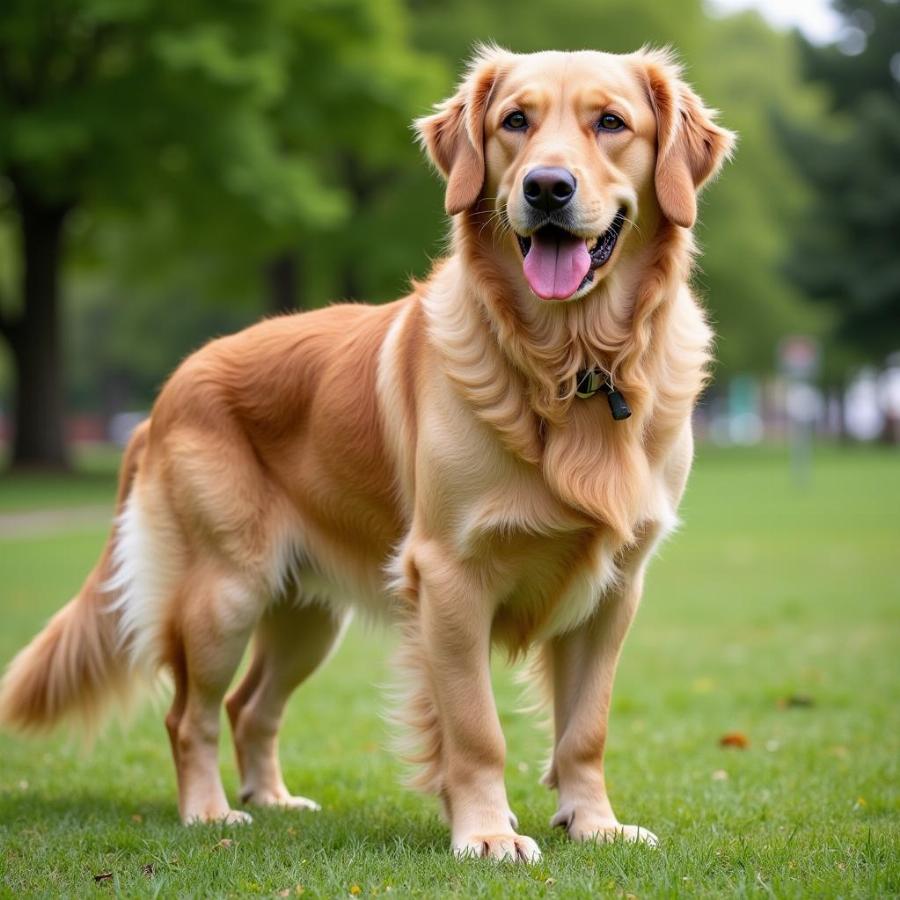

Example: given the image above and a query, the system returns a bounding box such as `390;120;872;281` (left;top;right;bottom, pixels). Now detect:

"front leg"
544;552;658;846
414;542;541;862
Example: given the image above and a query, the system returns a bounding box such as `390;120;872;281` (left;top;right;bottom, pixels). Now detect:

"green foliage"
0;0;440;411
0;0;330;225
0;447;897;895
687;14;830;373
780;0;900;366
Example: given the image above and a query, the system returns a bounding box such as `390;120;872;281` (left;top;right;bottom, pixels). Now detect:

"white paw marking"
453;833;542;863
186;808;253;826
242;789;321;812
551;806;658;846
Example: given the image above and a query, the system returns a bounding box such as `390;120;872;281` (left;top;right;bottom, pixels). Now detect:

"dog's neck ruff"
574;367;632;421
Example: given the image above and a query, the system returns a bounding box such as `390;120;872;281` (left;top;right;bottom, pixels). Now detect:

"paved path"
0;505;113;539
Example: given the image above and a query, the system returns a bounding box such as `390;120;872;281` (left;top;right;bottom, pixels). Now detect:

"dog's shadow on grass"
0;790;458;856
0;791;176;830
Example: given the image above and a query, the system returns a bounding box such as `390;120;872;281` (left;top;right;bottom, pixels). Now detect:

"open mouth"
515;207;627;300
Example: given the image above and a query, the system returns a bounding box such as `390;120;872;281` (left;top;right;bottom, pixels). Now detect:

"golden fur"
0;46;733;860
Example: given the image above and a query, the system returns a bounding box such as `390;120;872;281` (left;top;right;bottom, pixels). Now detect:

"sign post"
778;336;821;488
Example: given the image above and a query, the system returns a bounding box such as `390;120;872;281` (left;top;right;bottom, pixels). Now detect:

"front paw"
551;805;658;846
453;832;542;863
184;808;253;826
240;785;321;811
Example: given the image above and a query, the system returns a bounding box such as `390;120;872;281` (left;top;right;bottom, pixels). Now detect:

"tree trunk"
6;189;70;470
265;250;300;315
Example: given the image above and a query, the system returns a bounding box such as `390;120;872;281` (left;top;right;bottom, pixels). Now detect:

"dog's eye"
597;113;625;132
503;111;528;131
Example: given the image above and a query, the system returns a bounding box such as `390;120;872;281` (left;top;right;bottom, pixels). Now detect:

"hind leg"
164;572;261;824
226;597;349;809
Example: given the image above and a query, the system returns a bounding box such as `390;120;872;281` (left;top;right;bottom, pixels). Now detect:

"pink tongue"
523;231;591;300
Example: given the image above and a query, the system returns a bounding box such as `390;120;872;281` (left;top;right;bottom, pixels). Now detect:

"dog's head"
417;46;734;302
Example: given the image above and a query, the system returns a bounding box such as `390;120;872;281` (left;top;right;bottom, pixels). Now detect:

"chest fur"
417;408;675;643
463;463;677;643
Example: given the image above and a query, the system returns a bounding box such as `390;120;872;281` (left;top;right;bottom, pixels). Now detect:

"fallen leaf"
719;731;750;749
93;872;113;883
131;813;143;824
214;838;235;850
141;863;154;878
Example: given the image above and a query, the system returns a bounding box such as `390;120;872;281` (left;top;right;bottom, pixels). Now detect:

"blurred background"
0;0;897;469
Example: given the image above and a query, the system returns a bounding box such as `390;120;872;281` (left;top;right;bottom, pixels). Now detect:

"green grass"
0;445;897;897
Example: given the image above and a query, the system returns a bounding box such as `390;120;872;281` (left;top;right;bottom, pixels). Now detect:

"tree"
687;11;828;373
0;0;390;468
780;0;900;367
261;0;442;310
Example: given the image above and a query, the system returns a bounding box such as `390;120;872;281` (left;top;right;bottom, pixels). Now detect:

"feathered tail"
0;422;148;734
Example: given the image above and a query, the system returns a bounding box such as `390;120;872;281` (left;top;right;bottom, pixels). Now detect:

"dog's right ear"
416;46;510;216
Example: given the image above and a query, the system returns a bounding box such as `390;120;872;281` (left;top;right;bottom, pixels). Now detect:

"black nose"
523;166;576;212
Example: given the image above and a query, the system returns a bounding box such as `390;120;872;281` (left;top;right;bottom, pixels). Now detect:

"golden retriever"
0;46;733;861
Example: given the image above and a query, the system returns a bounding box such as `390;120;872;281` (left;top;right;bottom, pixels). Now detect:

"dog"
0;45;733;862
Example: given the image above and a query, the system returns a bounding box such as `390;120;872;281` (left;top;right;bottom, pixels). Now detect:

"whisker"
621;215;643;240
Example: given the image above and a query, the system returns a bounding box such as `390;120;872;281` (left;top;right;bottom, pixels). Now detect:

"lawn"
0;446;897;897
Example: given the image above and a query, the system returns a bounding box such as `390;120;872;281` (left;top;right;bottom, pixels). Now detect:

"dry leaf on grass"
93;872;113;883
719;731;750;749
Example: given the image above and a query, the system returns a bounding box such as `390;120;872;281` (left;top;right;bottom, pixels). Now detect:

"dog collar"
575;367;632;421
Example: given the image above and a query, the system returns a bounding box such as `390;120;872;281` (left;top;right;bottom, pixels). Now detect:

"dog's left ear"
640;49;736;228
416;46;509;216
